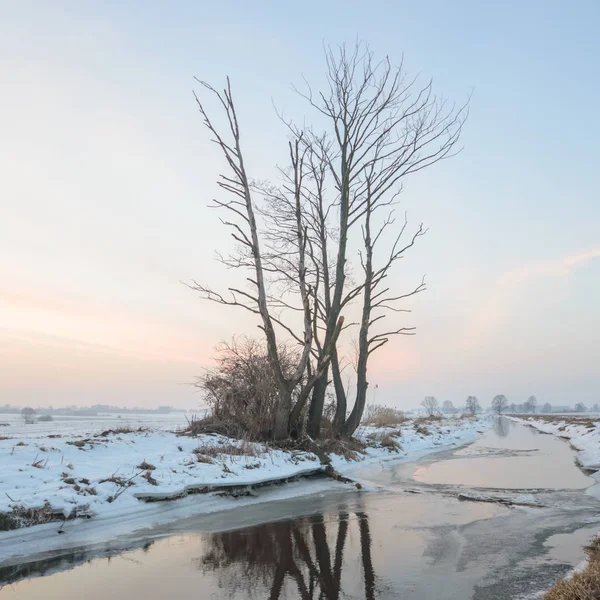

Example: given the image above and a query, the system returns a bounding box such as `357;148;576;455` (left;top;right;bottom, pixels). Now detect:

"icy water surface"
413;417;594;489
1;419;599;600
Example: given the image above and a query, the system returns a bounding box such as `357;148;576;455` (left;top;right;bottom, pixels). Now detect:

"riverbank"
0;416;485;533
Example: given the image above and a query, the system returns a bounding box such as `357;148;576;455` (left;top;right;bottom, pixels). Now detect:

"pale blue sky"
1;0;598;408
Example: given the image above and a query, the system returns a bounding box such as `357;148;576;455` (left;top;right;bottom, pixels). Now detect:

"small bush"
38;415;53;422
190;337;304;441
362;405;406;428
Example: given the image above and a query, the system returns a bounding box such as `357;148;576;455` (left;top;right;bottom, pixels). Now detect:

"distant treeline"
0;404;189;416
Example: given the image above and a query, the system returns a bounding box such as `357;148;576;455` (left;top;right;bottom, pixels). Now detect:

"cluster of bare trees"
494;395;539;415
419;396;480;416
192;42;467;440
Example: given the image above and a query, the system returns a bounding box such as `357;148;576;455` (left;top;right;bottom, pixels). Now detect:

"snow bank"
0;416;486;536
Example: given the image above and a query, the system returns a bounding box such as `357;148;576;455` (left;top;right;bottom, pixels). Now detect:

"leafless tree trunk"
287;43;468;436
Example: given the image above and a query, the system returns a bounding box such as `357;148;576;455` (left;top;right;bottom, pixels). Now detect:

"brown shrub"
362;405;406;428
544;536;600;599
190;337;305;441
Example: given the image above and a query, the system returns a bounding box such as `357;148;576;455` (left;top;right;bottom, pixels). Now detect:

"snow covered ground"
0;414;487;564
513;415;600;471
0;411;192;438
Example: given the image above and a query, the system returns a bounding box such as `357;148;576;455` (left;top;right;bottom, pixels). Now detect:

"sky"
1;0;599;410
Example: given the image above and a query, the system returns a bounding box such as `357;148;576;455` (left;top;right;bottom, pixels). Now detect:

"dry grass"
366;431;401;452
99;475;136;487
136;460;156;471
193;440;263;459
192;449;215;464
15;442;27;447
362;405;406;428
522;415;598;429
66;440;87;448
182;415;249;439
31;455;46;469
415;415;442;424
0;502;57;531
544;536;600;599
141;471;158;486
316;437;366;461
96;426;148;437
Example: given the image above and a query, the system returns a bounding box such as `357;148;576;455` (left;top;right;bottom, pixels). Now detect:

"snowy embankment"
513;416;600;472
0;415;486;563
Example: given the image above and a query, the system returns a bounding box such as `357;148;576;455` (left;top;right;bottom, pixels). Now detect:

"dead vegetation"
362;405;406;428
31;455;46;469
315;437;366;462
66;440;87;448
136;460;156;471
99;474;136;488
0;502;91;531
96;426;148;437
415;415;442;424
544;536;600;599
192;440;264;459
141;471;158;486
366;431;401;452
521;415;598;429
0;502;58;531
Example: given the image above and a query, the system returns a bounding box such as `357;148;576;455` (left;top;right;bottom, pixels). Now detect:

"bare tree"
491;395;508;415
421;396;439;417
288;43;468;437
541;402;552;414
20;407;36;425
524;395;538;414
465;396;480;415
574;402;587;413
190;80;343;439
441;400;456;415
192;42;467;440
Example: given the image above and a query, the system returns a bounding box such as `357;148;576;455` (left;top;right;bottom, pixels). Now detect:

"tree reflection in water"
493;416;511;437
198;509;377;599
